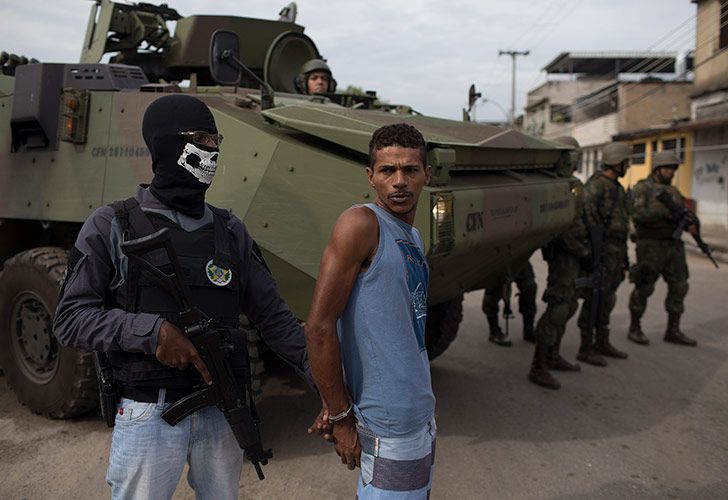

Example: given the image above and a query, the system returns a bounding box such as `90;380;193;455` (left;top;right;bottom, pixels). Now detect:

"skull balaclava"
143;95;219;218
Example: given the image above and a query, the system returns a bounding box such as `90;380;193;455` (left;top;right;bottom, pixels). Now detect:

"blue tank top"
338;203;435;437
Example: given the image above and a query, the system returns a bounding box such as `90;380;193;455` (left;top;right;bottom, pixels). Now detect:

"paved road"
1;252;727;499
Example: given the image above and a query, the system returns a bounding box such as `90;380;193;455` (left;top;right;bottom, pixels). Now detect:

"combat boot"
522;315;536;343
487;315;512;347
528;344;560;390
594;327;629;359
664;313;697;346
576;330;607;367
627;314;649;345
547;341;581;372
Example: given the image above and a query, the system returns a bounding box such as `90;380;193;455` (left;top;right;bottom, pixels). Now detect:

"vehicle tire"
0;247;98;418
425;295;464;360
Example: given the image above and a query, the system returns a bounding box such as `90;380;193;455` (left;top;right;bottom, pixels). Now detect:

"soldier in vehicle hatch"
53;94;316;499
295;58;337;95
575;142;632;367
529;136;588;390
627;151;697;347
483;261;537;347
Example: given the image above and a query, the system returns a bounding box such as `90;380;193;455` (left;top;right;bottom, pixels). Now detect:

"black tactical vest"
106;197;243;389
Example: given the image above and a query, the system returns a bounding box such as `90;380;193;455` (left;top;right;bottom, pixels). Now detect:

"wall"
691;125;728;228
694;0;728;97
618;82;693;133
620;132;694;196
572;113;619;148
524;79;615;139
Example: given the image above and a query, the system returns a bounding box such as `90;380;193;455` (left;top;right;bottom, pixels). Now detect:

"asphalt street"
1;251;727;499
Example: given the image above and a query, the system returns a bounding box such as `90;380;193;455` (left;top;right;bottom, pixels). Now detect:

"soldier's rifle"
502;280;514;338
120;228;272;480
656;190;719;269
574;184;619;337
575;225;607;339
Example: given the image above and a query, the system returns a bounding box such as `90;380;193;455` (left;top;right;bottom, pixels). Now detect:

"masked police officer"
295;58;337;95
54;94;314;500
627;151;697;346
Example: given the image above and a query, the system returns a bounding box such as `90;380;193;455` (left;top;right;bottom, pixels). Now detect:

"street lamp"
481;98;510;125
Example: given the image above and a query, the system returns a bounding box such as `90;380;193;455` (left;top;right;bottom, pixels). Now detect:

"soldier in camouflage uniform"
528;136;589;390
483;261;537;347
576;142;631;366
627;151;697;346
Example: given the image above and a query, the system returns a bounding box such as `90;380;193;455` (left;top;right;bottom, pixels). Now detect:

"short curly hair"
368;123;427;168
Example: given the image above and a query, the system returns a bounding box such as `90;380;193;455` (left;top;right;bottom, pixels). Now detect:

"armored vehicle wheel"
0;248;97;418
425;295;464;360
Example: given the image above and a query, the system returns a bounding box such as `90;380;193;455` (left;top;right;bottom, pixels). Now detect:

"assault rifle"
656;190;719;269
120;228;272;480
574;225;607;339
502;280;514;338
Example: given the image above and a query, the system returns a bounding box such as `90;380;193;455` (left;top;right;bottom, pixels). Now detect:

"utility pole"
498;49;529;127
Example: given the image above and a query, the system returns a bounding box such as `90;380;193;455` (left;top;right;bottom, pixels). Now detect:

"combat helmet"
651;150;680;171
294;58;337;94
553;136;580;177
602;142;631;167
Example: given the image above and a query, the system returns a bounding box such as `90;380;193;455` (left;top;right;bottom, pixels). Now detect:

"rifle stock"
585;225;606;336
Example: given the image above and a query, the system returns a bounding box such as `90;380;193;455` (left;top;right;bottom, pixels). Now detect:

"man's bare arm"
304;206;377;469
305;206;378;413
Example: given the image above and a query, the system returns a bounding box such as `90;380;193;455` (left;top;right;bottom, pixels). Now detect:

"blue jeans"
106;389;243;500
356;418;437;499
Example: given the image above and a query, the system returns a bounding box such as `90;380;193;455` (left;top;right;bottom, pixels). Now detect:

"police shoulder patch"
206;259;232;286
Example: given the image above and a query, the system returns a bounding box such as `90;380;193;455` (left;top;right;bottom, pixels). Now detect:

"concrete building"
689;0;728;228
524;78;613;138
524;52;695;182
573;79;694;181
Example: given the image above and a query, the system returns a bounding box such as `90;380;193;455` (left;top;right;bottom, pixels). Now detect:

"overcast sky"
1;0;696;121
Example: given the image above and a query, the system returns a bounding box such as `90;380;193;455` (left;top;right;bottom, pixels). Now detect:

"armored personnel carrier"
0;0;575;418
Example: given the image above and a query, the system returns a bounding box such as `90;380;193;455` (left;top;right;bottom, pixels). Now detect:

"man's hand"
155;320;212;384
688;223;698;237
330;413;361;470
307;406;334;442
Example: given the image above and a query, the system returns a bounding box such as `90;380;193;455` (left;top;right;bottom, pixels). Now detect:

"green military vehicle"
0;0;575;418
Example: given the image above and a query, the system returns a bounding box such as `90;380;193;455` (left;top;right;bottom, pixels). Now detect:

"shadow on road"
429;292;728;446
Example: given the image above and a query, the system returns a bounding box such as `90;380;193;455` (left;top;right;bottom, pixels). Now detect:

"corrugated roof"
543;51;694;75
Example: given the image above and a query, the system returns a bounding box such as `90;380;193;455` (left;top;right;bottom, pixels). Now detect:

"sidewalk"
684;225;728;265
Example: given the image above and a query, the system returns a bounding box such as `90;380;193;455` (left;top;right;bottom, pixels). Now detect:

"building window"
550;104;572;123
661;137;686;164
651;140;658;153
721;3;728;49
632;142;646;164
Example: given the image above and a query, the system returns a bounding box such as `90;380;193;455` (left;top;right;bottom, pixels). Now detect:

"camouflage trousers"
535;252;580;347
577;241;628;331
628;239;689;317
482;262;537;319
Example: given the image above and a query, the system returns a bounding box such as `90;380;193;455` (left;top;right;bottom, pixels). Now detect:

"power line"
523;9;698;125
567;10;727;122
507;0;568;49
